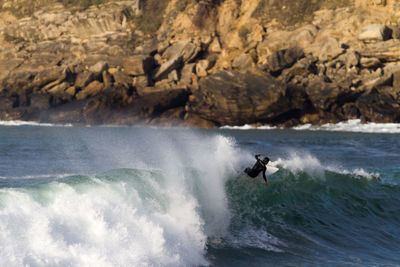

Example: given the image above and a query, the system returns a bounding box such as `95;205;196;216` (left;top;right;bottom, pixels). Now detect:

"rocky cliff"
1;0;400;127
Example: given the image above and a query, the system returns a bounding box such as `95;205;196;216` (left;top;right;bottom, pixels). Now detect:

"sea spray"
273;151;380;181
274;151;325;179
0;130;240;266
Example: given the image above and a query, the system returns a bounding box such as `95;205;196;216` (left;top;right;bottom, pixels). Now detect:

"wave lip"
274;151;380;180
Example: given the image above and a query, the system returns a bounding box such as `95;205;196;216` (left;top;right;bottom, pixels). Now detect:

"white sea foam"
293;119;400;133
0;120;72;127
274;152;326;178
326;166;380;180
221;119;400;133
221;124;277;130
0;131;240;266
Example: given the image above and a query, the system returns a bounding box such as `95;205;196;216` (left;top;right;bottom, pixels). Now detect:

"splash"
274;152;325;178
274;151;380;180
0;130;240;266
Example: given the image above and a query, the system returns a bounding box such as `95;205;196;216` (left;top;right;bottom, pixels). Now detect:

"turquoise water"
0;124;399;266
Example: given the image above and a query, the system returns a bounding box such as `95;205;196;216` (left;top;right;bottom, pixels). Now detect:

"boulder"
65;86;77;96
112;70;133;88
163;41;200;63
232;53;254;70
360;57;382;68
392;71;400;90
392;25;400;39
102;71;113;90
196;60;210;77
188;70;290;125
123;55;154;76
32;67;66;89
337;50;360;69
280;56;318;83
305;77;359;111
376;85;400;101
356;93;400;122
76;81;104;100
209;37;222;53
360;39;400;62
313;37;344;61
134;76;149;88
383;64;400;76
134;38;158;55
180;63;195;85
0;59;25;86
153;56;183;81
89;61;108;76
75;71;95;89
257;24;317;62
168;70;179;82
1;71;36;95
267;47;304;73
357;24;392;43
48;82;70;95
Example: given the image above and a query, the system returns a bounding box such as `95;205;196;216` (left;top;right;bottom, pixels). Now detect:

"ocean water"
0;121;399;266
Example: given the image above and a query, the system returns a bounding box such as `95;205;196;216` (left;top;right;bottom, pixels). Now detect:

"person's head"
262;157;270;164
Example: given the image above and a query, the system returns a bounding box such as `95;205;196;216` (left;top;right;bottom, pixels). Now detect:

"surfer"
244;154;270;187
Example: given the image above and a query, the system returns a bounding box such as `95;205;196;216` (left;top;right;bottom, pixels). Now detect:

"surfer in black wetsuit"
244;154;270;187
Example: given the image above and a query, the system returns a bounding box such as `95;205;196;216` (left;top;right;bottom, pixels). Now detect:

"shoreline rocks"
1;0;400;128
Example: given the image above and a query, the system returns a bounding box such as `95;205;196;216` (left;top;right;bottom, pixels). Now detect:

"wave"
0;120;72;127
0;163;395;266
273;151;380;180
0;132;240;266
293;119;400;133
221;119;400;133
225;158;400;264
0;128;397;265
0;170;214;266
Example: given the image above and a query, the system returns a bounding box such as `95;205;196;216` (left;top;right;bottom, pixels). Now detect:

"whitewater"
0;123;399;266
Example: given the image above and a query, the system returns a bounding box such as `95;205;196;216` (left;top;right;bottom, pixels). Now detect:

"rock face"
0;0;400;127
189;70;294;125
267;47;304;74
358;24;393;43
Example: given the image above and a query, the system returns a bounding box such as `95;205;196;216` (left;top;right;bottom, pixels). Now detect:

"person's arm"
263;167;268;187
255;153;261;161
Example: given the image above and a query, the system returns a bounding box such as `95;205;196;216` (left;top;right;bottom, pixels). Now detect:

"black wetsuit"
244;155;267;182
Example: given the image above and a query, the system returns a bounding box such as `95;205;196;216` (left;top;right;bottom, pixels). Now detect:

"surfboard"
266;161;279;175
266;166;279;176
